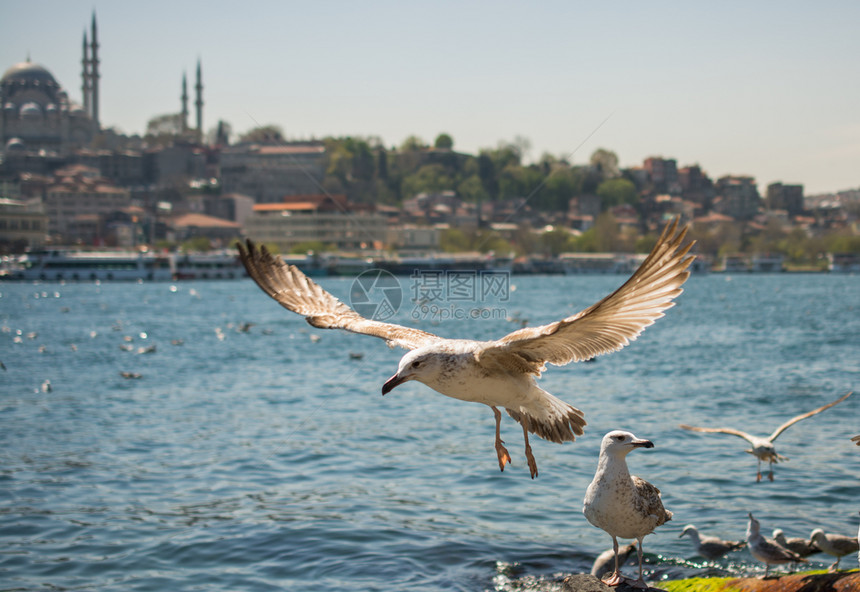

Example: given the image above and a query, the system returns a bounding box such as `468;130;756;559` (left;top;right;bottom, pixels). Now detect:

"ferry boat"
10;249;174;282
172;251;246;280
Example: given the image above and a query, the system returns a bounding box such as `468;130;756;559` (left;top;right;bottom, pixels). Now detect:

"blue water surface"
1;272;858;591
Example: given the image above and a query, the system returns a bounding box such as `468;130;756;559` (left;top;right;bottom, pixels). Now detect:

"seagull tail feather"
505;395;586;444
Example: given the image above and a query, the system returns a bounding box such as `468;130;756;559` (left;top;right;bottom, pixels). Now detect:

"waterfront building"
0;197;48;250
243;194;387;252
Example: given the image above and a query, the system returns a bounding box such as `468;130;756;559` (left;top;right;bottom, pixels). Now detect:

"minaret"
89;11;100;128
195;59;203;141
181;73;189;132
81;31;90;116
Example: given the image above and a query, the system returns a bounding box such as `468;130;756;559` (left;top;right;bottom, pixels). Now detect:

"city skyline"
2;1;859;195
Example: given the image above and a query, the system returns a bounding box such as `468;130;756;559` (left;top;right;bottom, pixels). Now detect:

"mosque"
0;12;204;156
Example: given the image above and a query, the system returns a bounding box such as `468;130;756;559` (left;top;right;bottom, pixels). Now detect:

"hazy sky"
3;1;859;194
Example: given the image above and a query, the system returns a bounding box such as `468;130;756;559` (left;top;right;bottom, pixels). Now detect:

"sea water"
1;272;858;591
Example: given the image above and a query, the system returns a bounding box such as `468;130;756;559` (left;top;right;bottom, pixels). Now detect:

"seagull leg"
491;407;511;472
521;421;538;479
632;536;648;589
602;536;625;586
768;459;774;481
756;458;762;482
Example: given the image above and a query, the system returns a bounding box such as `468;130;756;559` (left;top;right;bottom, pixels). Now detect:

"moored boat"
9;249;174;282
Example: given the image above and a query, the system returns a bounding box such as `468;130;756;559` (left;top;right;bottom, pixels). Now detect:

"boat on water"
8;249;174;282
172;251;246;280
372;252;510;275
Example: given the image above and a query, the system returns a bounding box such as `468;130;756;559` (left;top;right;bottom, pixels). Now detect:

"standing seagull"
772;528;820;559
239;219;693;478
679;524;745;560
679;391;853;481
746;513;807;578
808;528;860;571
583;430;672;587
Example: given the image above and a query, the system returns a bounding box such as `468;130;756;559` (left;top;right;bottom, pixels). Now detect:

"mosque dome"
5;137;25;151
1;61;59;87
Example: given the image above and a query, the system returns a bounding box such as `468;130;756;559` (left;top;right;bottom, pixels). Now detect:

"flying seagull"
583;430;672;587
680;391;853;481
747;513;807;578
238;218;694;478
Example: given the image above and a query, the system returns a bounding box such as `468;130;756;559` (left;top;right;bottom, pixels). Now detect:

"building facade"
243;194;387;252
0;197;48;251
220;143;326;203
43;165;131;241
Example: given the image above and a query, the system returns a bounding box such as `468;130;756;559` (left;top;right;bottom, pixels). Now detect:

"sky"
2;1;859;195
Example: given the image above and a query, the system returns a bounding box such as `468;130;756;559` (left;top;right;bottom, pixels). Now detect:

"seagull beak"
631;438;654;449
381;373;408;395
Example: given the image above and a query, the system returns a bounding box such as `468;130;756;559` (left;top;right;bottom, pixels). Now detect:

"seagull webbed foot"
495;440;511;472
524;443;538;479
601;571;625;587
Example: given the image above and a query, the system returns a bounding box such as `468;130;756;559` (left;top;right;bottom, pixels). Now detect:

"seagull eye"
411;360;422;369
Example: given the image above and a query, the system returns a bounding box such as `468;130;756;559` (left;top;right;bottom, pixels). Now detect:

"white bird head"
809;528;825;545
382;347;444;395
773;528;786;541
747;512;761;537
599;430;654;457
680;524;699;539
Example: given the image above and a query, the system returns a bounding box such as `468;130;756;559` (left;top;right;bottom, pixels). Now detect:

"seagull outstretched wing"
768;391;853;442
678;424;757;445
475;218;694;374
238;240;440;351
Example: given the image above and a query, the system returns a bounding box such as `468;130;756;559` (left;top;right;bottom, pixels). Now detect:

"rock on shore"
562;571;860;592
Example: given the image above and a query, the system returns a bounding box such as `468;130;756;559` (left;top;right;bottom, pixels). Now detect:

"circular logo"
349;269;402;321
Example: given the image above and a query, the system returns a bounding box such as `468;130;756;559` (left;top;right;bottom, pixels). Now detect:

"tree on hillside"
596;178;637;209
590;148;620;179
477;153;498;200
434;133;454;150
239;125;284;144
401;164;455;198
400;135;428;151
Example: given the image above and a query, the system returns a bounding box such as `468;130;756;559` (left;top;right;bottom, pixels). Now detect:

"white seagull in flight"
680;391;853;481
238;219;694;478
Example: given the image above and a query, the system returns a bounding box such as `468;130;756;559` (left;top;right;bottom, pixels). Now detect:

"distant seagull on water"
746;513;807;578
238;219;694;478
772;528;820;559
679;524;745;560
583;430;672;587
680;391;853;481
808;528;860;571
591;543;637;579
